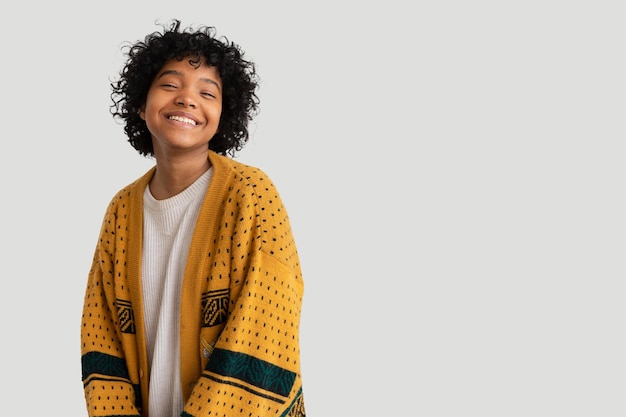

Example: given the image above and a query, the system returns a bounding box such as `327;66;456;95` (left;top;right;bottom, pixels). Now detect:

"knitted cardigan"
81;150;306;417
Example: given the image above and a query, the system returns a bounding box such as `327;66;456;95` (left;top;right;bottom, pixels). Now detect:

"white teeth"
169;115;197;125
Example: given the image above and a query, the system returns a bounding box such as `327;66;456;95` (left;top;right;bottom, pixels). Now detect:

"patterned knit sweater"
81;150;306;417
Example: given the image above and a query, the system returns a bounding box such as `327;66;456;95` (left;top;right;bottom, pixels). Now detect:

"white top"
142;167;213;417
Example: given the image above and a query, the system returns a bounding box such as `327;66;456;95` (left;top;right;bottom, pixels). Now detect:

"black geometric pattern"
81;351;143;413
81;351;130;381
204;348;296;398
115;299;136;334
201;288;230;327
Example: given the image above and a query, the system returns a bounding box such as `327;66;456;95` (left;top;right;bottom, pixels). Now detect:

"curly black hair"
110;19;260;157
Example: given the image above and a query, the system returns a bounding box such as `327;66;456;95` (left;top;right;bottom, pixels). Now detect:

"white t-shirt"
142;168;213;417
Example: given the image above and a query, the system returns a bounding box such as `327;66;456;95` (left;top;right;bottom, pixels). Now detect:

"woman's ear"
139;106;146;120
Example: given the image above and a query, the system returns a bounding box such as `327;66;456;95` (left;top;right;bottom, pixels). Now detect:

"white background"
0;1;624;415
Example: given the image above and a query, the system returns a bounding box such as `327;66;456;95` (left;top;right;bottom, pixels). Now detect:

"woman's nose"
176;91;196;108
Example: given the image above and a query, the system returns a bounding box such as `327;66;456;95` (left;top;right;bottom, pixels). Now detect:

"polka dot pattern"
81;151;305;416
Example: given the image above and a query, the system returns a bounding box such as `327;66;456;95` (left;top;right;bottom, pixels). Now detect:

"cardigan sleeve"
80;191;145;417
178;163;306;416
181;250;306;417
81;251;143;416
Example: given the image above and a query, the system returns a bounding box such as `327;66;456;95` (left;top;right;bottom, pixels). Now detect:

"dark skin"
110;20;260;159
140;57;223;200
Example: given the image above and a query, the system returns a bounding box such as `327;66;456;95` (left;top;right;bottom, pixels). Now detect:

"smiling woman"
80;19;307;417
140;59;224;198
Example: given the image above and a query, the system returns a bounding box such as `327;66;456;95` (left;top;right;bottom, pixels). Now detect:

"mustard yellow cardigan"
81;150;306;417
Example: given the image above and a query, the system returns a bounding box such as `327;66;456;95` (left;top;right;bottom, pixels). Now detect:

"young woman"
80;19;306;417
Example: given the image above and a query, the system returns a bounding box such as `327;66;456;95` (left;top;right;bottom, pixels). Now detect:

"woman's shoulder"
210;151;278;192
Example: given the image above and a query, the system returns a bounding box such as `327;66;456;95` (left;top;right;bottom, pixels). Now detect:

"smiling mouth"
168;115;198;126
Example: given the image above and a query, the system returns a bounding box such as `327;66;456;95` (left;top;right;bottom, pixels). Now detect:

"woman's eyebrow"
200;77;221;91
157;69;183;78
